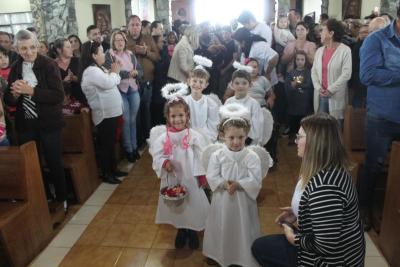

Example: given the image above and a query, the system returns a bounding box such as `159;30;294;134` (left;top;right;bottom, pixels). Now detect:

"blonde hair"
110;31;127;51
299;113;351;188
183;26;199;50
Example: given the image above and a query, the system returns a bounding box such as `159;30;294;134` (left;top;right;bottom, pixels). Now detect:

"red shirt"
0;67;10;81
321;47;336;91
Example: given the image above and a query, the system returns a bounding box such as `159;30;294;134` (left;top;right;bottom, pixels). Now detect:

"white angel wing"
207;93;223;107
202;143;224;171
247;145;273;179
148;125;166;153
260;108;274;145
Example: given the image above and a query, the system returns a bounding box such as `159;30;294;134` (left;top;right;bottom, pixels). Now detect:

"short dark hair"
0;45;8;56
86;25;98;35
320;13;329;20
151;21;162;33
49;38;68;59
238;10;256;24
380;12;394;21
26;27;37;33
296;21;309;31
141;20;150;28
232;69;251;83
325;19;345;42
127;15;141;24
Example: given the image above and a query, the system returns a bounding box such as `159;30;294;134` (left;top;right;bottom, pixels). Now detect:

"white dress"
225;96;264;145
203;145;262;267
184;94;220;142
149;128;210;230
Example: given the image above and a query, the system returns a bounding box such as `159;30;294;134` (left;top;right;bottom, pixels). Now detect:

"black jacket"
5;54;65;132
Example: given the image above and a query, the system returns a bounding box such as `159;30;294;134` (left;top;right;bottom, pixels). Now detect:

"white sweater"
311;43;352;119
81;66;123;125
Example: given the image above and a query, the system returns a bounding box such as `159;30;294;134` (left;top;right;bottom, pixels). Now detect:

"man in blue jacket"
359;1;400;230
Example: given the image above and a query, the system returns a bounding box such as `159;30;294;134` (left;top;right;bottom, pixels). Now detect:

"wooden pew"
343;105;366;185
62;111;100;203
0;142;52;267
379;141;400;267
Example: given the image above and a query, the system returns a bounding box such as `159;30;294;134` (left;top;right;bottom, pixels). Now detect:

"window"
0;12;33;34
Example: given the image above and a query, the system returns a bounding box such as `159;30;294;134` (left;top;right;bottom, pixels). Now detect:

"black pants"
251;234;297;267
96;117;118;176
151;101;166;126
19;129;67;202
288;115;304;136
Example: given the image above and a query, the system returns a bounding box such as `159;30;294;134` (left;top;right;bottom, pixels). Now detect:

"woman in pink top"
105;31;143;162
311;19;352;124
281;22;317;74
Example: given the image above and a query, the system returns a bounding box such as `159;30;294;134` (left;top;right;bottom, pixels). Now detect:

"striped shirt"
294;167;365;266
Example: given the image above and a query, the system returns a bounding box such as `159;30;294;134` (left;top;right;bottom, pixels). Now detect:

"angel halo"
219;103;251;127
161;82;188;102
193;55;213;71
233;61;253;73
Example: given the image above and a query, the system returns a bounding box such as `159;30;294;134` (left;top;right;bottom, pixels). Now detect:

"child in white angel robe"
203;145;262;267
225;95;264;145
149;126;210;231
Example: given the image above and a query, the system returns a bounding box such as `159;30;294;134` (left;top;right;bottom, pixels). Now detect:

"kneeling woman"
252;113;365;267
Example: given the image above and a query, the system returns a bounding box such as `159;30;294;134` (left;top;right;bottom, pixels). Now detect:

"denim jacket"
360;20;400;123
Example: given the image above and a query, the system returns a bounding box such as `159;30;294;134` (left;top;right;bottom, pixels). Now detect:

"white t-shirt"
291;179;304;217
251;22;272;47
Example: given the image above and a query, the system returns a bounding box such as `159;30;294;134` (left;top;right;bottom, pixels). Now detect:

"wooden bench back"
62;111;92;153
343;105;366;151
0;146;28;200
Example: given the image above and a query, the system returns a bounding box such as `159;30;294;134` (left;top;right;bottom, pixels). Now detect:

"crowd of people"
0;2;400;266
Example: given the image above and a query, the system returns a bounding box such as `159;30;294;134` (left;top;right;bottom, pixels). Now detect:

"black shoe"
206;257;218;266
188;229;199;250
126;152;136;163
102;174;121;184
113;170;128;177
175;229;187;249
361;209;372;231
133;150;141;160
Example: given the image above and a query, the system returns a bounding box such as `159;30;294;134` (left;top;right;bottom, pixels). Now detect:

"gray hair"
14;29;39;48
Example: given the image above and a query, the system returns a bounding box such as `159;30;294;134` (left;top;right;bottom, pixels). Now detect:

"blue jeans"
0;138;9;146
359;114;400;208
121;88;140;153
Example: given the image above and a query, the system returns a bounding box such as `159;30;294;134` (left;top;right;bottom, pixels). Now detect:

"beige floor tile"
84;189;114;206
127;223;159;249
75;221;111;246
49;224;87;248
115;205;156;224
115;248;149;267
59;245;122;267
152;226;177;249
68;205;102;225
92;204;124;225
144;248;175;267
29;247;70;267
101;223;136;247
107;189;133;205
365;256;389;267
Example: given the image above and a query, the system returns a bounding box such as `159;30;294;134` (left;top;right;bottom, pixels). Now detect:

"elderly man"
368;16;388;32
359;1;400;230
4;30;67;209
126;15;160;145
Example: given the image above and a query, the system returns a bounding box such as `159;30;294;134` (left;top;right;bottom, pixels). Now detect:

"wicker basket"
159;173;187;201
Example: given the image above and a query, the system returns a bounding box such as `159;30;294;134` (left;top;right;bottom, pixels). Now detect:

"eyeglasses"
295;133;306;143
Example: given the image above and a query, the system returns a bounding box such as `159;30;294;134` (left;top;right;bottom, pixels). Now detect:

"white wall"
75;0;126;41
303;0;321;22
131;0;155;21
0;0;30;13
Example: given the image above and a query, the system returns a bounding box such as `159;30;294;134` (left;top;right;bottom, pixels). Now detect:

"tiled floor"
29;139;389;267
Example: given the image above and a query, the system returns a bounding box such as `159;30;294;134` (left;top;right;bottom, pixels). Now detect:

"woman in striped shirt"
252;113;365;266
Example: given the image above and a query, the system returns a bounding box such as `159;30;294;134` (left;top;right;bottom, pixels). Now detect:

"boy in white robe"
203;103;263;267
184;58;221;143
225;69;265;145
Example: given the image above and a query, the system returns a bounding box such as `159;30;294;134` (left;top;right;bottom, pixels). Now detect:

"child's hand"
227;181;239;195
223;181;231;191
163;160;174;172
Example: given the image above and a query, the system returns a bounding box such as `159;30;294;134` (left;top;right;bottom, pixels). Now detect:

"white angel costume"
225;95;273;145
202;144;272;267
149;126;210;230
184;94;221;142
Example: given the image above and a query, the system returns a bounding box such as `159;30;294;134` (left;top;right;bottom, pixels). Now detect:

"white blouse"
291;179;304;217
